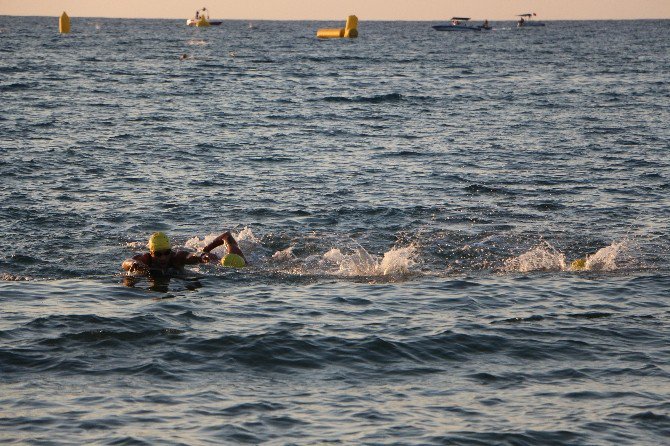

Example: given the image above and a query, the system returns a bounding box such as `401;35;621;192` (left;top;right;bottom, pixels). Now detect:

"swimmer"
201;231;248;267
570;258;587;270
122;232;209;276
570;251;597;271
180;53;189;60
122;230;246;276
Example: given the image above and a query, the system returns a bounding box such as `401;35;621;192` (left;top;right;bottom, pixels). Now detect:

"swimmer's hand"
122;259;149;274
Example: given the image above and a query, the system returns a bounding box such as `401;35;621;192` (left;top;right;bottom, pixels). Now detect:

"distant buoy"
316;28;344;38
317;15;358;39
59;11;71;34
344;15;358;38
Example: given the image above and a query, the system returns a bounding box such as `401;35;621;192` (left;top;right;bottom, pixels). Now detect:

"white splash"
503;240;632;273
185;227;261;259
379;245;418;275
502;242;567;272
579;241;630;272
126;241;146;250
236;227;262;257
184;234;226;257
322;245;417;277
272;246;295;262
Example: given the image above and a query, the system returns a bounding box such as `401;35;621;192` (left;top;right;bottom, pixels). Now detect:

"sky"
1;0;669;21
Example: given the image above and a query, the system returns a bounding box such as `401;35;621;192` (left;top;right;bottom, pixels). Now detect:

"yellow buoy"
344;15;358;38
317;15;358;39
59;11;70;34
316;28;344;38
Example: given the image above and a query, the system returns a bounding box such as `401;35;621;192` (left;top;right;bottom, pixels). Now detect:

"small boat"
517;13;545;27
432;17;486;32
186;7;222;27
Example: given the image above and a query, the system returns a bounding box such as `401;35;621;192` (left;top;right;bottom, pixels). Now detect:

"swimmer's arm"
122;253;151;273
122;258;149;273
197;252;219;263
228;245;246;261
175;251;215;265
202;232;231;253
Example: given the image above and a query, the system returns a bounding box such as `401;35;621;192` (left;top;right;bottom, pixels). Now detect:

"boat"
186;7;222;27
516;13;545;27
432;17;486;32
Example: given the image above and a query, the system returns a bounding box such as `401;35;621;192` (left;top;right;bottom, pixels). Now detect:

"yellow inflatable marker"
317;28;344;38
317;15;358;39
344;15;358;38
59;11;70;34
221;253;246;268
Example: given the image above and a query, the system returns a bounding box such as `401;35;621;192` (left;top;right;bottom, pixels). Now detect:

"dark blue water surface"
1;17;669;444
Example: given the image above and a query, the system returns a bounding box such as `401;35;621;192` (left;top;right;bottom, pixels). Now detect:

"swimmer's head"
221;253;246;268
148;232;171;254
570;258;586;270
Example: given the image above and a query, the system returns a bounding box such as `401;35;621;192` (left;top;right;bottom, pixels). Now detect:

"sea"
1;16;669;445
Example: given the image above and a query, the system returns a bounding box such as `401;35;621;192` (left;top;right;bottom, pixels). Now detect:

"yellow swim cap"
221;253;246;268
571;258;586;270
148;232;171;253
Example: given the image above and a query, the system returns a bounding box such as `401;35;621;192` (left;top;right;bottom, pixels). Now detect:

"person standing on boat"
483;19;490;29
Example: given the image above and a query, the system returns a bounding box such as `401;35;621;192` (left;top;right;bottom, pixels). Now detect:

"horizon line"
2;14;670;21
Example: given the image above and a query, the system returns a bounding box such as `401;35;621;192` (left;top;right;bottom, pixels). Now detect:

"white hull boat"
433;17;488;32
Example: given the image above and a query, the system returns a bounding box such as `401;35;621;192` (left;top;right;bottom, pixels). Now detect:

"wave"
0;82;38;92
322;93;404;104
0;330;497;372
431;430;586;445
0;273;31;281
0;65;22;74
374;150;435;158
5;323;644;376
464;184;515;195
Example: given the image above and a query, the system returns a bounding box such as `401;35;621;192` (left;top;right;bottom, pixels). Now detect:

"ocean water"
1;16;670;444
